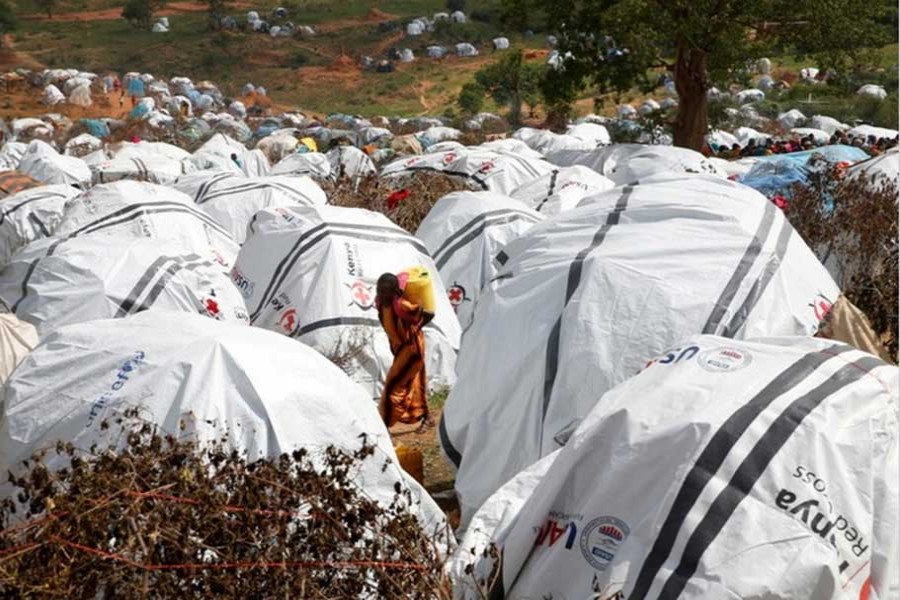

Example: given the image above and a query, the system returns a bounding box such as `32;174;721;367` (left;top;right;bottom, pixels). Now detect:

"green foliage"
203;0;231;29
121;0;154;30
0;0;17;40
34;0;56;18
474;51;543;124
457;80;486;114
503;0;896;148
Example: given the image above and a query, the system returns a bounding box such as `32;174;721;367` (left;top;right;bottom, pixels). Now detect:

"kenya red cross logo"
447;283;469;312
346;280;374;310
810;293;834;321
279;307;299;335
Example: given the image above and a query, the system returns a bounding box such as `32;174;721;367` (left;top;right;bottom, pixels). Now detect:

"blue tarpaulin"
739;144;870;200
79;119;109;139
127;78;145;98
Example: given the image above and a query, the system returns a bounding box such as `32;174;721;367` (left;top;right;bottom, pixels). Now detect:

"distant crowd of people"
705;132;898;159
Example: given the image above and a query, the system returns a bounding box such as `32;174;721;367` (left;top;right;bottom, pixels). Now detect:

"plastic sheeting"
233;205;462;397
269;152;332;179
383;150;556;196
510;165;615;216
440;175;843;526
452;335;897;600
0;235;248;335
0;185;80;267
416;191;542;330
53;180;238;267
546;144;726;185
0;313;37;386
174;171;326;243
18;140;91;189
0;310;447;535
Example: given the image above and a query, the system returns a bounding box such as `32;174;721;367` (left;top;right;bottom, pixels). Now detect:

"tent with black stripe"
52;180;240;269
0;236;249;335
0;310;448;538
415;191;543;330
510;165;615;216
174;171;327;244
0;184;81;268
440;175;844;528
448;336;897;600
545;143;726;185
17;140;91;190
382;149;556;196
233;204;461;398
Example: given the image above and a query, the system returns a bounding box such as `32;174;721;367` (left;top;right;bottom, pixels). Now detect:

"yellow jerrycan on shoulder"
398;266;436;314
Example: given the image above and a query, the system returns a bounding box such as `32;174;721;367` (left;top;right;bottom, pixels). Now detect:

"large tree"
504;0;894;150
474;51;544;126
0;0;17;43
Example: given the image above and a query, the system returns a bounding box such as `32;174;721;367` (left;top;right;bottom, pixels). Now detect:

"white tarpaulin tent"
449;335;897;600
546;144;726;185
518;130;596;155
269;152;333;180
233;205;462;397
174;172;326;243
565;122;611;146
475;139;544;161
0;310;447;534
0;184;81;268
383;150;556;196
190;134;270;176
90;154;186;186
440;175;842;526
846;147;899;190
510;165;615;215
0;313;38;386
325;146;376;184
0;235;248;335
18;140;91;189
52;180;238;267
415;191;542;330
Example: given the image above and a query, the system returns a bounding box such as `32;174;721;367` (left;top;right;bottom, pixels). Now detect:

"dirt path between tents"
21;1;251;21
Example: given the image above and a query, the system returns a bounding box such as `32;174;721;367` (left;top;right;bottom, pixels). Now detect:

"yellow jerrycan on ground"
398;266;436;314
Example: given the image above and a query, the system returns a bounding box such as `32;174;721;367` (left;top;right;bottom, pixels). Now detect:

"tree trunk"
673;41;708;151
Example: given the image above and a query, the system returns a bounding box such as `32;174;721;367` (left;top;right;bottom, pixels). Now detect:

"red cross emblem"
447;283;468;311
347;280;374;310
279;308;298;334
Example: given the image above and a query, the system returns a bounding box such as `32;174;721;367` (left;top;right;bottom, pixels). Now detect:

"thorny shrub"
325;171;476;232
787;158;897;360
0;410;451;598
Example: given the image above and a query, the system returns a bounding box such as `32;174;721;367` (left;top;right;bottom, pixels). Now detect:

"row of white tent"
0;121;896;598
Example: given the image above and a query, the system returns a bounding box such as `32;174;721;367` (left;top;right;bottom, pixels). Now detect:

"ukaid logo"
697;347;752;373
580;517;630;571
346;279;374;310
230;268;255;299
86;351;147;427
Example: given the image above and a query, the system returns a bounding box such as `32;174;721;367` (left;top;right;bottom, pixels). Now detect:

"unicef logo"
580;516;629;571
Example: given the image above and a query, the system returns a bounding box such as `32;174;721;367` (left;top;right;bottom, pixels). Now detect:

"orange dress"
378;297;427;427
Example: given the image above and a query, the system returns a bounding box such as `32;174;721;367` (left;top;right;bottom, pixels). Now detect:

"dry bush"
0;411;450;598
787;160;897;360
324;327;374;375
325;171;476;232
